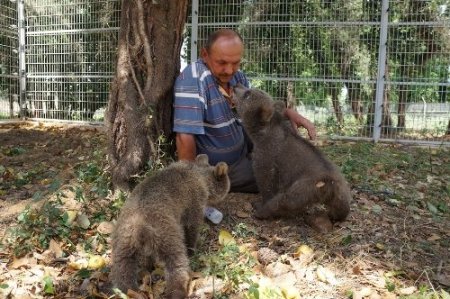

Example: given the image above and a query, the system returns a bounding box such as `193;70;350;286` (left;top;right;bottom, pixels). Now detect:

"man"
173;29;316;221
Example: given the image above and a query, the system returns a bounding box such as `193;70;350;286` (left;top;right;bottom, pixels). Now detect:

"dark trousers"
228;149;258;193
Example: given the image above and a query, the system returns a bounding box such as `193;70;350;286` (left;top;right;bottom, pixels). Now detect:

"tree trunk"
105;0;188;191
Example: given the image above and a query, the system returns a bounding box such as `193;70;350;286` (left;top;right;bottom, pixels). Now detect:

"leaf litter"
0;123;449;298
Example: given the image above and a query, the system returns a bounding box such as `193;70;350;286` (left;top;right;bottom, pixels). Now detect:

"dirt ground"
0;122;449;298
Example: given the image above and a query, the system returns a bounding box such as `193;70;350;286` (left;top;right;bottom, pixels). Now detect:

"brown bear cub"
232;84;351;232
110;155;230;298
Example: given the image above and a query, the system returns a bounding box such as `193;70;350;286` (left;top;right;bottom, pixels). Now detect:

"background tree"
105;0;188;190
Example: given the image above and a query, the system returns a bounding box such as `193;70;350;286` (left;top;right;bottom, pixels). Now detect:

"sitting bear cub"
110;155;230;298
232;84;351;231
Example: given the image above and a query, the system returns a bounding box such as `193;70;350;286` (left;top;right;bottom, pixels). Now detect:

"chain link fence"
0;0;449;145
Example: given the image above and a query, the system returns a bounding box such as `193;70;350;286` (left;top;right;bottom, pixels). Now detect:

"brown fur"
232;84;351;229
110;155;230;298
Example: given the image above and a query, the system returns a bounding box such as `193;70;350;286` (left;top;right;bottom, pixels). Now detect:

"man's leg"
228;153;258;193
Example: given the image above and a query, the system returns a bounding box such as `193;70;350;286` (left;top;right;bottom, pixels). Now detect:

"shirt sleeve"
173;70;205;135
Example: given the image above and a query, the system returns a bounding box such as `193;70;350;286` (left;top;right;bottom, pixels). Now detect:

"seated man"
173;29;316;222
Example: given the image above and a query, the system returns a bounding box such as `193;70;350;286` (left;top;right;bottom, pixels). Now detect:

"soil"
0;122;449;298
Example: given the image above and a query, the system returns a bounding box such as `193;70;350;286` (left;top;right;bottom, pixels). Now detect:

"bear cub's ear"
259;101;275;123
214;162;228;179
195;154;210;166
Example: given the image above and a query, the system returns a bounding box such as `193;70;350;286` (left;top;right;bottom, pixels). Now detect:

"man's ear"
259;101;274;123
200;47;208;59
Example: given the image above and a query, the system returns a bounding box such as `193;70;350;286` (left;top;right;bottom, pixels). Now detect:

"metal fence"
0;0;19;119
0;0;449;145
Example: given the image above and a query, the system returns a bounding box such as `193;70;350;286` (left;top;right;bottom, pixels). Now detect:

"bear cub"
110;155;230;298
232;84;351;232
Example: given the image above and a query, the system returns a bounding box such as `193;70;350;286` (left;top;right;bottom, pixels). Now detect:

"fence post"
373;0;389;142
190;0;199;63
17;0;26;118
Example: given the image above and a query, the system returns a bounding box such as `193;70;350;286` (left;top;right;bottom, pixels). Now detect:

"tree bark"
105;0;188;191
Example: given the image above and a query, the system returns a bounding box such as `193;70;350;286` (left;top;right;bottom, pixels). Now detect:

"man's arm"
176;133;197;161
284;108;317;140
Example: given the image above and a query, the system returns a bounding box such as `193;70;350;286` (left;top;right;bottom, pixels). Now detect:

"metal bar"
187;21;448;27
17;0;26;118
27;74;114;79
190;0;199;63
331;136;450;147
373;0;389;143
27;27;120;36
250;76;376;84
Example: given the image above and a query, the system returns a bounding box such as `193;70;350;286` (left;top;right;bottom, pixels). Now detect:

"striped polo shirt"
173;59;250;166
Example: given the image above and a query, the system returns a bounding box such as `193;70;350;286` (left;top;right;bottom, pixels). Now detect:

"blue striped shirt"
173;59;250;165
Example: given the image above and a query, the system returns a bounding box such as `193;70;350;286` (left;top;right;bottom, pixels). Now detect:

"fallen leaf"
47;239;64;259
398;286;416;295
235;210;251;218
316;181;325;188
76;213;90;229
293;244;313;258
427;233;441;242
316;265;337;285
97;221;114;235
87;255;106;270
65;210;78;226
218;229;236;246
9;256;37;269
375;243;385;251
281;285;301;299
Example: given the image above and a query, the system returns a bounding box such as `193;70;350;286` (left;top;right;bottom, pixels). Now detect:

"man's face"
201;36;244;86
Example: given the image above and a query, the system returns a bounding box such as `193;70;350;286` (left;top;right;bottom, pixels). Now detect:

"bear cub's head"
232;84;286;132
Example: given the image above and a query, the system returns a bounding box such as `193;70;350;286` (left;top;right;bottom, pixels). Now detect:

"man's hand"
175;133;197;161
284;108;317;140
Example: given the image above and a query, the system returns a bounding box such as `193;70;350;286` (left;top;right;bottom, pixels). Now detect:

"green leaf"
77;268;92;279
427;202;438;214
32;191;43;201
43;276;54;294
48;179;61;192
441;289;450;299
0;283;8;289
341;234;352;246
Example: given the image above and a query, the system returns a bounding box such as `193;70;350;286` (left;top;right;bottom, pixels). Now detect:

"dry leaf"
398;286;417;295
218;229;236;246
375;243;385;250
97;221;114;235
76;213;90;229
9;256;37;269
49;239;64;258
427;233;441;242
235;210;251;218
316;265;337;285
293;244;313;258
281;285;301;299
87;255;106;270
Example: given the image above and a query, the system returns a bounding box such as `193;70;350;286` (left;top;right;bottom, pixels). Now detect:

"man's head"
201;29;244;86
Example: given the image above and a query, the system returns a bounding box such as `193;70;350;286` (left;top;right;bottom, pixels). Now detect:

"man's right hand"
175;133;197;161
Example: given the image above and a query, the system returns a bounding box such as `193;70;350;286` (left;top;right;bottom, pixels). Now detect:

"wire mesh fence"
0;0;19;119
188;0;450;144
0;0;448;145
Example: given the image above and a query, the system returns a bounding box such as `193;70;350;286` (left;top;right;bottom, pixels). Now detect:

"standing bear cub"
232;84;351;231
110;155;230;298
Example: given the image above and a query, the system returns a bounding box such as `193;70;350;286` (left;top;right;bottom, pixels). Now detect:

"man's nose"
224;64;233;75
